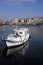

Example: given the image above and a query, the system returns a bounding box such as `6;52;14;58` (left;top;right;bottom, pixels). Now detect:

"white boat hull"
6;34;29;48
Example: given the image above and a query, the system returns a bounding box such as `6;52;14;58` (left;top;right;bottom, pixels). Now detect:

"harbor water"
0;25;43;65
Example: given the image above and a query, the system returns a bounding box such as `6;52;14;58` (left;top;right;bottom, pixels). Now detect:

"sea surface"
0;25;43;65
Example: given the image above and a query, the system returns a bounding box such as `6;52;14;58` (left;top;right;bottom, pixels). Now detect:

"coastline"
0;17;43;26
0;23;43;26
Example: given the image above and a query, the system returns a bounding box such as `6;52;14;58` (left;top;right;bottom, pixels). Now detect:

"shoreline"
0;24;43;26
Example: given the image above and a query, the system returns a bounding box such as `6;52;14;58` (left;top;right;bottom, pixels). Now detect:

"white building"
14;18;18;23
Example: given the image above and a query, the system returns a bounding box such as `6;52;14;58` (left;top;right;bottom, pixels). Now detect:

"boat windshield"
19;32;22;34
13;30;18;35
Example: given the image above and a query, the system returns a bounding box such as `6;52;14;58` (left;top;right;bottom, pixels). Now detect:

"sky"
0;0;43;20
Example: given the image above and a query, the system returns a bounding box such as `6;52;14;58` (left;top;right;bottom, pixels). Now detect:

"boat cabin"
13;28;28;36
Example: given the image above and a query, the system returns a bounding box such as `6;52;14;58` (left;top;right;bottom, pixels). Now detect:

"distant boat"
6;28;29;48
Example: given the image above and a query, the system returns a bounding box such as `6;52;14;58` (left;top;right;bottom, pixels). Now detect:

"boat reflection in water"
2;41;29;57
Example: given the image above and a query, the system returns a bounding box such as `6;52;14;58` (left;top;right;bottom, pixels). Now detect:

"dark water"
0;25;43;65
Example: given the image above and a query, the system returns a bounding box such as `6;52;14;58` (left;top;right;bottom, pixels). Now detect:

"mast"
15;18;18;30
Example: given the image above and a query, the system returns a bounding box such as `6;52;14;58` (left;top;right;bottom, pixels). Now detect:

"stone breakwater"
0;17;43;25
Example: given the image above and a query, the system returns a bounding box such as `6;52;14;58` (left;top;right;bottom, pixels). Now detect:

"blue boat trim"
6;40;22;43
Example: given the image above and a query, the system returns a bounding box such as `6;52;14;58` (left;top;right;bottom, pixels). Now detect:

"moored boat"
6;28;29;48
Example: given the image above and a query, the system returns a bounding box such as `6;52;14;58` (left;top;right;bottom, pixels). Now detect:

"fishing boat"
6;28;29;48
